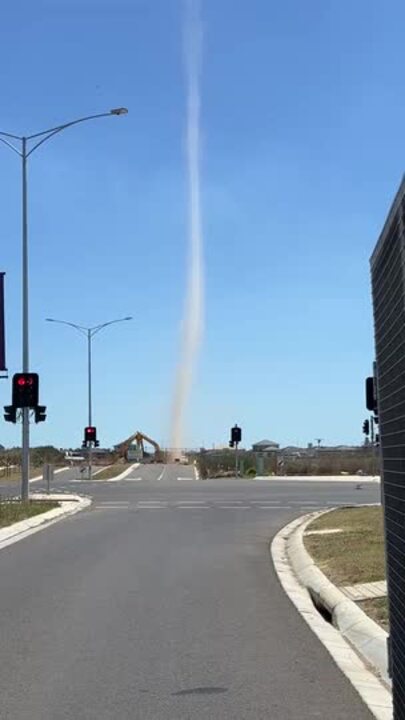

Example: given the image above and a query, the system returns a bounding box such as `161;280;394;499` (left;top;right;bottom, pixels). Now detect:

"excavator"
114;431;163;463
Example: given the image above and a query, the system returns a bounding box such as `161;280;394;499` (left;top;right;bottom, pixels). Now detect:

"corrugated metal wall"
371;177;405;718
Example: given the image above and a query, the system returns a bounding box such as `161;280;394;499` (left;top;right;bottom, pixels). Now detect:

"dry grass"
0;467;45;485
0;500;59;528
358;597;389;631
304;506;385;586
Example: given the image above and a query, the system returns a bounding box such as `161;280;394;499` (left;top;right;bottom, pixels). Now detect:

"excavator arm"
115;431;162;462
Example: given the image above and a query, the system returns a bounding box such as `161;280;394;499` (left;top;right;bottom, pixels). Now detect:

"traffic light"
366;376;377;413
362;419;370;435
231;425;242;444
12;373;39;408
84;426;97;446
34;405;46;423
4;405;16;423
229;440;234;448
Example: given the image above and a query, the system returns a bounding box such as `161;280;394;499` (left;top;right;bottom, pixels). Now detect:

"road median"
0;492;91;551
89;463;140;481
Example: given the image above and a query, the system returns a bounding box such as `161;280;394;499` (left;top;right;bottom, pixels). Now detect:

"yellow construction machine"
115;431;163;463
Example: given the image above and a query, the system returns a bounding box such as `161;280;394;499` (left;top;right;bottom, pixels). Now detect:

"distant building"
252;439;279;453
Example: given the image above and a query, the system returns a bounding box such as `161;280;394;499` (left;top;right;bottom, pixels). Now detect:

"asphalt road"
0;464;380;719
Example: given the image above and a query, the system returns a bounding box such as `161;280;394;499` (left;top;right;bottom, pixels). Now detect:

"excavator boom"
115;431;162;462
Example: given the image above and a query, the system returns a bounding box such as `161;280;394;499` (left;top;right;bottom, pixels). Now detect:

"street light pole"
0;108;128;500
46;316;132;481
21;137;29;500
87;329;93;480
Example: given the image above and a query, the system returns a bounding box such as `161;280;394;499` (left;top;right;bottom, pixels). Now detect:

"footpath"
272;504;392;720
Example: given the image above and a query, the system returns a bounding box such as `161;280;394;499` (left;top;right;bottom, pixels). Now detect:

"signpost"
43;463;54;494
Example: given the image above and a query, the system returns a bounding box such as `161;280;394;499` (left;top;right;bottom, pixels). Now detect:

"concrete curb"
0;493;92;551
107;463;140;482
256;474;380;483
92;465;113;477
30;466;70;484
271;511;392;720
287;508;389;684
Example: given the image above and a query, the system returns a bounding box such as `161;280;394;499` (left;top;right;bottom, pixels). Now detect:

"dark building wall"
371;177;405;718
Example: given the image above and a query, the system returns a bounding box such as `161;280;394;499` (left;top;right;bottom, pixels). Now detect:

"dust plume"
170;0;204;452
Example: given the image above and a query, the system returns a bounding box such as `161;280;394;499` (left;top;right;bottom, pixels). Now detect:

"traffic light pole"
235;441;239;478
21;138;30;502
87;329;93;481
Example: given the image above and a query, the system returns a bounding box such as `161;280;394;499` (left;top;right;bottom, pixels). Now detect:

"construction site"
112;432;188;465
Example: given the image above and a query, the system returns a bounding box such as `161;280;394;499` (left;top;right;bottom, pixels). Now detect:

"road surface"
0;463;379;719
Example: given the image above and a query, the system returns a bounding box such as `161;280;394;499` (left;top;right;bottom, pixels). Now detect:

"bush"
246;467;256;477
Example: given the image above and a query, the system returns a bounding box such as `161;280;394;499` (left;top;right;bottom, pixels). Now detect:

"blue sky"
0;0;404;450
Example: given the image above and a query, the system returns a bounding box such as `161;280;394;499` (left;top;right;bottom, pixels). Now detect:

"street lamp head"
110;107;128;116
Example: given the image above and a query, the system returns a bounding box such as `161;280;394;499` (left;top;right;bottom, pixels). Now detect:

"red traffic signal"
84;426;97;443
12;373;39;408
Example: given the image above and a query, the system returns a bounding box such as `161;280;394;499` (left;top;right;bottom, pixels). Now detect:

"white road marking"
94;506;129;510
251;500;280;504
177;506;209;509
98;501;129;505
176;500;208;505
156;468;166;482
291;501;321;505
124;477;143;482
218;505;250;509
137;502;168;507
255;505;291;510
177;477;194;481
137;506;168;510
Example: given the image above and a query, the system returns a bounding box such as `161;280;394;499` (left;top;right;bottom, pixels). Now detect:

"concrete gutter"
271;515;392;720
286;508;390;685
0;493;91;551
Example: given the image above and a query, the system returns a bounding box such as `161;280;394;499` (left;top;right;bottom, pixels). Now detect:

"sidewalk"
342;580;387;602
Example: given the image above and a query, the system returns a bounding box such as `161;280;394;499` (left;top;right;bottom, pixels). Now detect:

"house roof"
253;439;279;447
